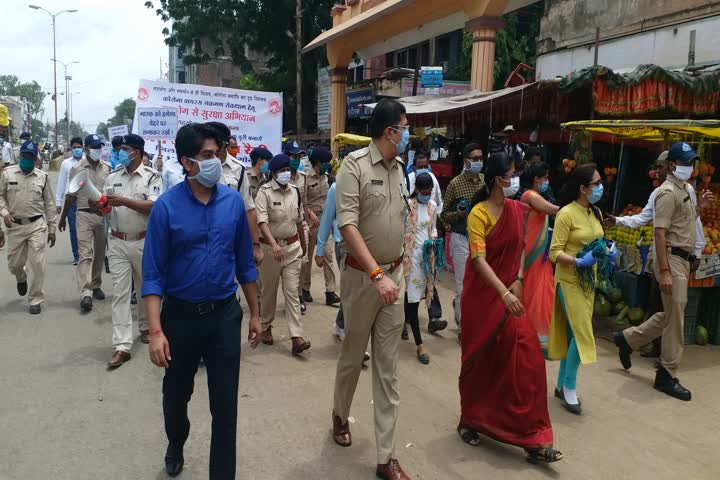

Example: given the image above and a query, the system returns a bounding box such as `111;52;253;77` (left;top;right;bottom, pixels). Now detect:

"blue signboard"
346;88;374;119
420;66;444;89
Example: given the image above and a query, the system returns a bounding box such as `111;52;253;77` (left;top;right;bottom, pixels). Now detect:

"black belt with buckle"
165;294;235;315
12;215;42;225
670;247;695;263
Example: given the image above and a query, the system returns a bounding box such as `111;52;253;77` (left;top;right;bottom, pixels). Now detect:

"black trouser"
427;286;442;320
161;295;242;480
404;293;423;346
335;305;344;330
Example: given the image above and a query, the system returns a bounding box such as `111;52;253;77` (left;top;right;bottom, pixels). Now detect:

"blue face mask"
539;180;550;193
260;163;269;175
392;127;410;155
19;157;35;173
188;157;223;188
416;167;431;176
468;161;483;175
588;183;604;204
417;193;431;204
118;150;131;167
72;147;83;158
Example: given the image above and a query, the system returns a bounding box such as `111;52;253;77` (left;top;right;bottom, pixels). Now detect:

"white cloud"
1;0;170;134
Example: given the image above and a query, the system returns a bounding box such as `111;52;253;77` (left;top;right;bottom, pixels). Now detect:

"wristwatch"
372;272;385;283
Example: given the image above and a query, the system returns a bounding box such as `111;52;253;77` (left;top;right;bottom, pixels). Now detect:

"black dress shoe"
654;366;691;401
428;319;448;334
80;296;93;312
301;289;314;303
325;291;341;306
130;291;137;305
641;338;662;358
92;288;106;300
17;282;28;296
613;332;633;370
29;304;41;315
165;444;184;477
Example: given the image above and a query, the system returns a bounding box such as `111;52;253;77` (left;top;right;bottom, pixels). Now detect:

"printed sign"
136;107;179;139
133;79;283;167
346;88;374;119
420;66;443;89
107;124;129;139
695;255;720;280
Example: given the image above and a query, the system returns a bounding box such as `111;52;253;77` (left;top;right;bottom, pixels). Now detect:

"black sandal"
525;447;564;464
457;424;481;447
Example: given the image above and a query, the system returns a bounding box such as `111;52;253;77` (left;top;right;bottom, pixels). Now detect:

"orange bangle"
370;267;384;280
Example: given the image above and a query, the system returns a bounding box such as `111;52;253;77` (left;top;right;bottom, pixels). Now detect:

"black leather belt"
670;247;695;262
77;208;93;213
13;215;42;225
164;294;235;315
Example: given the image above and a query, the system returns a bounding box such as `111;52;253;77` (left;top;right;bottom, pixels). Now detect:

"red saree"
459;199;554;449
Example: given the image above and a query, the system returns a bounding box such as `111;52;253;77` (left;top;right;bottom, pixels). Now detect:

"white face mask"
276;171;291;185
502;176;520;197
673;165;693;181
89;149;103;161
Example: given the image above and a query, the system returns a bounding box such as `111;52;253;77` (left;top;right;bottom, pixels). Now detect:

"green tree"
107;98;136;127
145;0;335;132
30;118;46;140
0;75;46;117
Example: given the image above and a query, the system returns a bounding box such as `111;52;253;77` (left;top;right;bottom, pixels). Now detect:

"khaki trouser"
108;236;148;352
76;211;106;298
7;218;47;305
259;241;304;338
300;219;337;292
333;259;405;464
624;253;688;376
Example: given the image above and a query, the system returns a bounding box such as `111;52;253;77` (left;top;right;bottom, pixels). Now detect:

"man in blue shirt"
142;123;261;479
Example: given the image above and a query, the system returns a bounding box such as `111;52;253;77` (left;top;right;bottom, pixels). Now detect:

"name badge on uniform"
9;182;18;185
371;179;383;185
113;183;123;187
152;186;160;193
273;202;281;206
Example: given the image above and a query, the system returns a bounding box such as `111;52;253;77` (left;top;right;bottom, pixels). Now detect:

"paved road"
1;176;718;479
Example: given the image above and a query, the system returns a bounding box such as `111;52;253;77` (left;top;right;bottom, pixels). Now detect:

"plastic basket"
684;288;703;345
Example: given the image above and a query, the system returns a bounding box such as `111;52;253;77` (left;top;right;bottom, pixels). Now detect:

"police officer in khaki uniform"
0;140;56;314
255;154;311;356
247;147;272;202
286;143;310;314
207;122;263;264
60;134;111;312
104;134;162;368
615;142;713;401
300;146;340;306
332;99;412;480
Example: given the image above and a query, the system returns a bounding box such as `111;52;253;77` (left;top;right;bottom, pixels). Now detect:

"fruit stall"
562;120;720;346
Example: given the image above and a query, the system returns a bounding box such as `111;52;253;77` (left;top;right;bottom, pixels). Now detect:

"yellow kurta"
548;201;604;364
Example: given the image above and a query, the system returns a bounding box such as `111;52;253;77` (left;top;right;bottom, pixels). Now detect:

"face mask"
110;150;119;166
468;161;483;175
188;157;223;188
320;163;331;174
89;149;103;161
289;159;301;170
72;148;83;158
673;165;693;181
391;128;410;155
19;157;35;173
260;163;269;175
276;171;291;185
539;180;550;193
228;147;239;157
118;150;132;167
587;183;604;204
0;138;4;145
416;168;429;176
417;193;432;204
502;176;520;197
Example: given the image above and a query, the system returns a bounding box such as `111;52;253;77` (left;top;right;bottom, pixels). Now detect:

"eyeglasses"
392;125;410;132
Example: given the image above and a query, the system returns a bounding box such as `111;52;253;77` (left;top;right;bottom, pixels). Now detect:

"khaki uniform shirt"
255;179;303;240
105;164;162;236
246;168;266;201
654;174;698;254
290;170;307;207
336;142;408;264
69;158;111;209
219;154;255;210
305;171;329;213
0;166;57;233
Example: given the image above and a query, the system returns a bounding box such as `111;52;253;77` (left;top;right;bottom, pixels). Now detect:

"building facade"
0;96;31;140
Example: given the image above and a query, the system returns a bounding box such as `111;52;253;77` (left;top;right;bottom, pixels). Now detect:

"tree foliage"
145;0;335;131
95;98;136;136
0;75;46;117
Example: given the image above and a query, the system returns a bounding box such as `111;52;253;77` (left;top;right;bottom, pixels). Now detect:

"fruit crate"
684;288;703;345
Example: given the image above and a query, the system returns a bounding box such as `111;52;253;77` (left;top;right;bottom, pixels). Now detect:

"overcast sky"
2;0;169;132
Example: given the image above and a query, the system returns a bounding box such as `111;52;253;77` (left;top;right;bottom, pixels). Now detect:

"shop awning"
562;120;720;142
364;82;541;115
302;0;413;54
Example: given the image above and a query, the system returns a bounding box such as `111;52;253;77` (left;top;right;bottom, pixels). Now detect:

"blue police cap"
269;154;290;172
667;142;699;164
20;140;39;157
284;140;305;155
250;147;273;161
121;134;145;151
309;146;332;164
84;134;105;149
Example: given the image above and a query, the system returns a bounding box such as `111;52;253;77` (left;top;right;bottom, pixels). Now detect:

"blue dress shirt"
142;179;257;303
315;183;342;257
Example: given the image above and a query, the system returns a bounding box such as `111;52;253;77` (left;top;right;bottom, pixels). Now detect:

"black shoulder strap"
237;165;245;192
403;164;410;192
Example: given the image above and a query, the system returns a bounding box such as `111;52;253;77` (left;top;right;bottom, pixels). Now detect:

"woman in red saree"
458;152;562;464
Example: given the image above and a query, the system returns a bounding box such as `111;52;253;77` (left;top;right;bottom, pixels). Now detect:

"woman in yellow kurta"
549;165;605;415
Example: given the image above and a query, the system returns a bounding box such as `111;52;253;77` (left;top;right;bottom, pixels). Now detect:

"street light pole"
295;0;303;135
28;5;79;148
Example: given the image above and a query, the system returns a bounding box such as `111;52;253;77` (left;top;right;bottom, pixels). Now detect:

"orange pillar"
330;67;348;155
466;17;505;92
